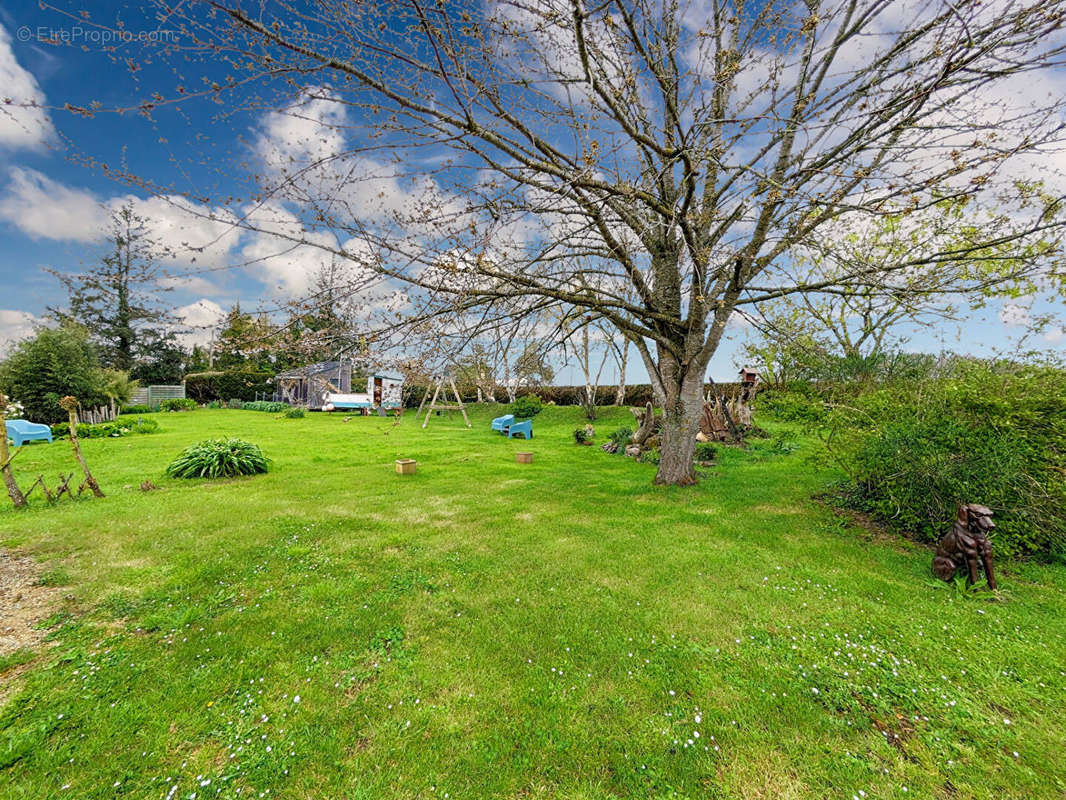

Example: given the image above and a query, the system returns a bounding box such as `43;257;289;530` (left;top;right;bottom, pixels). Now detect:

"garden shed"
273;361;352;409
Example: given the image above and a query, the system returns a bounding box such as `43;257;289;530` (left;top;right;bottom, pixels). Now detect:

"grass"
1;406;1064;799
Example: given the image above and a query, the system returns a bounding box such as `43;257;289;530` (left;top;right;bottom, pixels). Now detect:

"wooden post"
59;396;104;498
0;392;27;508
421;378;443;429
449;377;472;428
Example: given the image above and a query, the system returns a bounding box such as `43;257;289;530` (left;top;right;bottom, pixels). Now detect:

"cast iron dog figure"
932;503;997;589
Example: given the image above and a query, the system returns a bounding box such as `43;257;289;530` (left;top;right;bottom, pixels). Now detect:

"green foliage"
607;427;633;447
120;404;156;415
637;448;660;465
242;401;289;413
769;430;800;454
227;398;245;409
158;398;198;412
284;407;305;418
693;442;718;462
166;438;269;479
509;394;543;419
573;427;591;444
183;370;276;403
0;324;111;423
823;358;1066;557
206;400;223;409
51;417;159;439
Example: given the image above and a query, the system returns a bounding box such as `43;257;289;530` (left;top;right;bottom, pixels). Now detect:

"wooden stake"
0;392;27;508
449;377;472;428
60;396;104;498
421;378;443;429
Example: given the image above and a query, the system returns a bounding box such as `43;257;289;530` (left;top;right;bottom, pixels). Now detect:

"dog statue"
932;504;997;589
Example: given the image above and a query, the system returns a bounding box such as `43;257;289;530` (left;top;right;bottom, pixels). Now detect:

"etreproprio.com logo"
16;25;179;45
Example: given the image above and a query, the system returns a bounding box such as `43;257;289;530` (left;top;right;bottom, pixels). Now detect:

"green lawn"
1;406;1064;799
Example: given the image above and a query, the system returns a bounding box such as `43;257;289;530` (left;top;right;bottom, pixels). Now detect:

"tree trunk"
653;360;707;486
614;338;629;405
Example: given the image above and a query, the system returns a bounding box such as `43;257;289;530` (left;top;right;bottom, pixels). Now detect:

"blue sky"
0;1;1063;385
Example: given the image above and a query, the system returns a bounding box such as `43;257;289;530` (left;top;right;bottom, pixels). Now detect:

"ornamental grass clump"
166;438;269;479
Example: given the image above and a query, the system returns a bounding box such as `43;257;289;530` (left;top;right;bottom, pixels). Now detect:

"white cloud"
174;298;225;349
256;86;348;174
1044;326;1065;344
131;195;243;269
0;24;54;150
998;303;1031;328
0;308;37;355
241;201;339;296
0;167;108;242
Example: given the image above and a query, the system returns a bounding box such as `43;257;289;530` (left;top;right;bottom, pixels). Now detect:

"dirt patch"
0;549;59;659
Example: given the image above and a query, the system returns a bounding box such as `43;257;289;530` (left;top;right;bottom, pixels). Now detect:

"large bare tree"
52;0;1066;483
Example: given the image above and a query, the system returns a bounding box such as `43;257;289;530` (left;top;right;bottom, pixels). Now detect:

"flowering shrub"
3;400;24;420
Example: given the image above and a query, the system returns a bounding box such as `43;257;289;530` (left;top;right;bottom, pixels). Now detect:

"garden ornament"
932;503;997;589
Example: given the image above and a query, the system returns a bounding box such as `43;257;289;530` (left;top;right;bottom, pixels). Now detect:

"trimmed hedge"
184;371;275;403
241;401;289;413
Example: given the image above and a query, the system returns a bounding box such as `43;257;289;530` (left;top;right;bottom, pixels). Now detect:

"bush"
166;438;269;479
694;442;718;462
828;359;1066;557
607;427;633;447
573;425;594;444
184;371;276;403
121;404;156;414
52;417;159;439
207;400;223;409
159;398;198;412
510;394;543;419
227;398;244;409
0;324;111;424
284;407;305;418
638;448;661;465
241;400;289;412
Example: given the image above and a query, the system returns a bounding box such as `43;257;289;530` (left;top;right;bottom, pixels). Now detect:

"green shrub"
0;323;111;424
760;389;827;423
829;359;1066;557
166;438;269;479
694;442;718;462
121;404;156;414
241;400;289;413
284;407;305;418
509;394;543;419
607;427;633;447
207;400;223;409
159;398;198;412
573;427;591;444
52;417;159;439
227;398;244;409
638;448;661;465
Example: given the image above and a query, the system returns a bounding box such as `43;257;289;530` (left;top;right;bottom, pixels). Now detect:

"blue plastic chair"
5;419;54;447
508;419;533;439
491;414;515;433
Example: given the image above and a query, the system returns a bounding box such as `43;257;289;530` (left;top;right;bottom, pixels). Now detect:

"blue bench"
5;419;53;447
507;419;533;439
491;414;515;433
